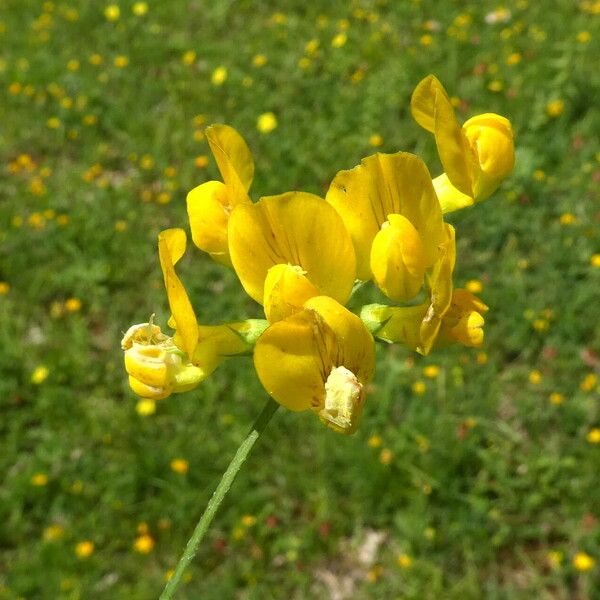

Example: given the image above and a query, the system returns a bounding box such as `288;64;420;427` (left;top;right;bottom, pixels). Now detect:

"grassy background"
1;0;599;598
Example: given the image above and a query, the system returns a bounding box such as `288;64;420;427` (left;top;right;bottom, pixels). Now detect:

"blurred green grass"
1;0;599;598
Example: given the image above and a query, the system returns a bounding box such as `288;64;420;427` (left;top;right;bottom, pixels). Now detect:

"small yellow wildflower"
114;55;129;68
104;4;120;21
0;282;10;295
89;53;103;65
64;297;82;312
528;370;542;385
298;57;311;70
420;34;433;46
194;155;209;168
136;399;156;416
423;365;439;378
532;318;549;332
465;279;483;293
252;54;267;67
586;428;600;444
546;100;564;118
573;552;595;571
533;169;546;181
66;59;80;71
31;366;49;384
379;448;393;465
75;540;94;558
181;50;196;65
549;392;565;405
133;534;155;554
366;565;384;582
506;52;521;65
132;2;148;16
157;192;171;204
368;434;382;448
257;112;277;134
57;214;69;226
547;550;563;568
590;254;600;268
139;154;154;170
476;352;488;365
83;114;98;126
211;66;227;86
576;31;591;43
559;212;577;225
241;515;257;527
31;472;48;486
397;553;413;568
8;82;22;95
43;524;64;541
580;373;598;392
412;381;426;395
47;117;61;129
331;32;347;48
369;134;383;147
170;458;189;474
487;80;503;92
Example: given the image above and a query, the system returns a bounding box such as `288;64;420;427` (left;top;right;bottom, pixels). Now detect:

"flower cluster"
121;75;514;434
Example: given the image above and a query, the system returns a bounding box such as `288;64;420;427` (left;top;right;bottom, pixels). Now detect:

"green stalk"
159;398;279;600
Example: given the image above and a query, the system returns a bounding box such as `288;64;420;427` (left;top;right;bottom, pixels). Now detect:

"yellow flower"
181;50;196;65
576;31;591;43
194;155;209;168
559;212;577;225
114;55;129;68
257;112;277;134
368;435;382;448
31;472;48;486
331;32;347;48
590;254;600;268
476;351;488;364
136;399;156;415
66;59;79;71
412;381;426;395
580;373;597;392
411;75;515;212
133;534;155;553
528;370;542;385
379;448;393;464
132;2;148;16
252;54;267;67
0;282;10;295
211;66;227;86
43;524;64;541
420;34;433;46
228;192;356;309
423;365;439;378
65;297;82;312
31;366;49;384
546;100;564;118
187;125;254;266
170;458;189;473
241;515;257;527
397;553;413;568
586;428;600;444
466;279;483;293
75;540;94;558
573;552;595;571
254;296;375;434
104;5;120;21
506;52;521;65
549;392;564;405
326;151;446;285
368;134;383;147
47;117;61;129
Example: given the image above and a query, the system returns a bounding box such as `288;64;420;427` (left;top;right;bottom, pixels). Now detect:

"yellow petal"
254;296;375;413
326;152;446;274
361;303;428;350
410;74;449;133
263;264;320;323
206;124;254;198
419;224;456;355
462;113;515;200
228;191;356;305
186;180;235;266
433;173;474;213
370;214;426;302
124;345;171;388
447;310;485;347
158;229;198;357
129;375;172;400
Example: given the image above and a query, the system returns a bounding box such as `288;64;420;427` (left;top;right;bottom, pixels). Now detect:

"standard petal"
158;229;199;357
327;152;446;272
206;124;254;197
263;264;320;323
228;192;356;305
370;214;426;302
410;74;450;133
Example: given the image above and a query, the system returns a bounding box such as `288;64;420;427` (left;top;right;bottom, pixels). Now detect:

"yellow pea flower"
326;151;446;284
186;125;254;266
228;191;356;308
254;296;375;434
411;75;515;213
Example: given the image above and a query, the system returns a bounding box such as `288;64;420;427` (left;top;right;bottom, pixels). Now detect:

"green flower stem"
159;398;279;600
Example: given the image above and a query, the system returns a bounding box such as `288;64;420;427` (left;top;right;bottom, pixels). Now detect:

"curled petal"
370;214;426;302
263;264;320;323
158;229;198;357
410;74;450;133
228;192;356;305
433;174;474;214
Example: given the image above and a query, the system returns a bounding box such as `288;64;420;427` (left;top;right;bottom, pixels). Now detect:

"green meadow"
1;0;599;598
